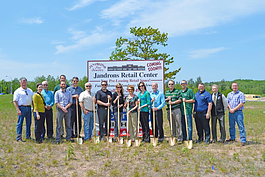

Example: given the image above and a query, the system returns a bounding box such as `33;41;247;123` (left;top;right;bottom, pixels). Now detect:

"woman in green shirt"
33;83;46;143
138;82;151;143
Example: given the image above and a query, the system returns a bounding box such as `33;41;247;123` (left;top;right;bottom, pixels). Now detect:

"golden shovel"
92;98;100;144
169;104;176;146
135;99;141;147
117;99;123;144
125;103;131;147
152;101;158;147
183;101;192;149
76;97;83;144
107;99;112;143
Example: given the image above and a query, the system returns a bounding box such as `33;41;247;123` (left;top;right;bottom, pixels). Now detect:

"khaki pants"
167;108;182;141
128;112;138;140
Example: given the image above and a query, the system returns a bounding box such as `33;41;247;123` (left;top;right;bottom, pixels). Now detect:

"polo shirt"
138;91;151;112
165;88;182;110
13;87;34;106
33;93;45;113
79;90;94;111
227;90;245;111
194;90;212;112
96;89;112;108
41;89;54;107
54;89;72;107
150;90;165;110
67;86;83;104
180;88;195;115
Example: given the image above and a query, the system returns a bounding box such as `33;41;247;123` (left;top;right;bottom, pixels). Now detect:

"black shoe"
218;140;225;143
194;139;202;143
17;139;25;142
56;141;61;144
226;139;235;142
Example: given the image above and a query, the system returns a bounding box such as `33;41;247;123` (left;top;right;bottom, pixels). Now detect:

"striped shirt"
165;89;182;109
138;91;151;112
227;90;245;111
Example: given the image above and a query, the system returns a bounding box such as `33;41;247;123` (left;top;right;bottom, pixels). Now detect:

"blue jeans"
182;114;193;140
83;111;94;140
17;106;32;140
229;111;246;143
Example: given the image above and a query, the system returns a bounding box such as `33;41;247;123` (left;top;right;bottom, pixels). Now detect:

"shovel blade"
119;137;124;144
188;140;193;149
153;138;158;147
93;137;100;144
135;139;141;147
184;141;189;148
107;137;112;143
169;137;176;146
76;138;83;144
126;139;131;147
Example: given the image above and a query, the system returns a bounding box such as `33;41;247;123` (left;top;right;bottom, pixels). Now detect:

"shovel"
76;97;83;144
117;99;123;144
152;101;158;147
183;101;192;149
135;99;141;147
92;98;100;144
126;103;131;147
169;104;176;146
107;99;112;143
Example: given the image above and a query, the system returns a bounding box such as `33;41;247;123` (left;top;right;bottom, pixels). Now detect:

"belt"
85;109;93;112
195;111;207;114
20;105;31;107
99;107;108;110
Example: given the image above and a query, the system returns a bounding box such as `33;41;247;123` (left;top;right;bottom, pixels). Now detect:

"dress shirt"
41;89;54;107
227;90;245;111
67;86;83;104
54;89;72;107
150;90;165;110
79;90;94;111
53;84;69;94
13;87;34;106
212;92;228;111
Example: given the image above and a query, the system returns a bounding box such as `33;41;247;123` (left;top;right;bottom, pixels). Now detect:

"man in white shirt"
79;82;95;141
13;77;34;142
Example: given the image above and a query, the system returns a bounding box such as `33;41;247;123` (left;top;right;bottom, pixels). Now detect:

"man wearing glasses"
165;80;183;143
13;77;34;142
180;80;195;142
41;81;54;139
79;82;95;141
67;77;84;138
96;81;112;141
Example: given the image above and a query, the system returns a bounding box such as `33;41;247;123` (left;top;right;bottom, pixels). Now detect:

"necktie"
213;93;217;105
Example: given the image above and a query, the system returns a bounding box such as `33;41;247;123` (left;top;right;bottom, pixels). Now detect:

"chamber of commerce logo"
108;64;145;71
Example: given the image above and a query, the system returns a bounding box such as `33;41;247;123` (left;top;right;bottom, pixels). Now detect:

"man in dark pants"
96;81;112;141
211;84;228;143
194;83;212;144
150;82;165;143
67;77;83;138
41;81;54;139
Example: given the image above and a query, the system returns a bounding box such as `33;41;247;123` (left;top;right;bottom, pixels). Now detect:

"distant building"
108;64;145;71
245;94;262;101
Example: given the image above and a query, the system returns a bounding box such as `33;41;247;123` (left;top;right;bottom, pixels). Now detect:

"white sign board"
87;60;165;94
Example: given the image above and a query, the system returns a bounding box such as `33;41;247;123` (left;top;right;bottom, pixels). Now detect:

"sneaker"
226;139;235;142
17;139;25;142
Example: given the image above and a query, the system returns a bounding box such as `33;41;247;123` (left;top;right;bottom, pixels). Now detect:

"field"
0;94;264;177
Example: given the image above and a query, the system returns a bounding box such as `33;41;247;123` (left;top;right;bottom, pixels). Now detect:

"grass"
0;94;264;176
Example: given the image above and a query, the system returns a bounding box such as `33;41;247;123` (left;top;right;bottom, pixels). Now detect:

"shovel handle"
183;101;189;140
76;97;79;138
153;101;155;139
93;97;96;138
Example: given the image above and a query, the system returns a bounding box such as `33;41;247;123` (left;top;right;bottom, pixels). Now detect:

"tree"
110;26;181;80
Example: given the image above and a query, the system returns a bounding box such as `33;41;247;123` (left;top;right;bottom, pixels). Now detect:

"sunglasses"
139;85;144;87
102;84;107;86
181;83;187;85
24;90;28;95
86;85;91;87
117;86;122;88
168;84;174;85
43;84;48;86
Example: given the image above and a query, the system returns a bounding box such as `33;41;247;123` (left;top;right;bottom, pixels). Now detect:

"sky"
0;0;265;83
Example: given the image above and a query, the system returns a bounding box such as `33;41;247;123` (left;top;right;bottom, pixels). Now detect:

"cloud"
68;0;104;11
51;40;66;45
190;47;226;59
68;28;86;40
55;30;115;54
20;17;44;24
101;0;265;36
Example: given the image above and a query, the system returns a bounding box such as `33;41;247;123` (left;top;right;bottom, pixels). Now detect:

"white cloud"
55;31;115;54
68;28;86;40
101;0;265;36
68;0;105;11
51;40;66;45
20;17;44;24
190;47;226;59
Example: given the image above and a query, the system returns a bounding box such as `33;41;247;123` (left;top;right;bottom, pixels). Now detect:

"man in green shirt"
165;80;183;143
180;80;195;141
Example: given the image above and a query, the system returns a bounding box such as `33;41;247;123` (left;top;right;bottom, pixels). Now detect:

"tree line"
1;75;264;97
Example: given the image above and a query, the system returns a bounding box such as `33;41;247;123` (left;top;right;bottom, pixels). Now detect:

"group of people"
13;75;247;146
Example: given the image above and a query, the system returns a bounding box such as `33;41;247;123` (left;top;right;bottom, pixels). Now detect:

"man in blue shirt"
67;77;84;138
150;82;165;143
194;83;212;144
227;82;246;146
41;81;54;139
55;81;72;144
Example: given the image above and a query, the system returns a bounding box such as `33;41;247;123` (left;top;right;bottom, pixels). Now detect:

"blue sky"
0;0;265;83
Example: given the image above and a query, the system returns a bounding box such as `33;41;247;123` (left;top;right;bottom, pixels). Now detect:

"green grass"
0;94;264;176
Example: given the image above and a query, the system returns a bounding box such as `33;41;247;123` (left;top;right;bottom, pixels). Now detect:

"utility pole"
6;76;13;102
